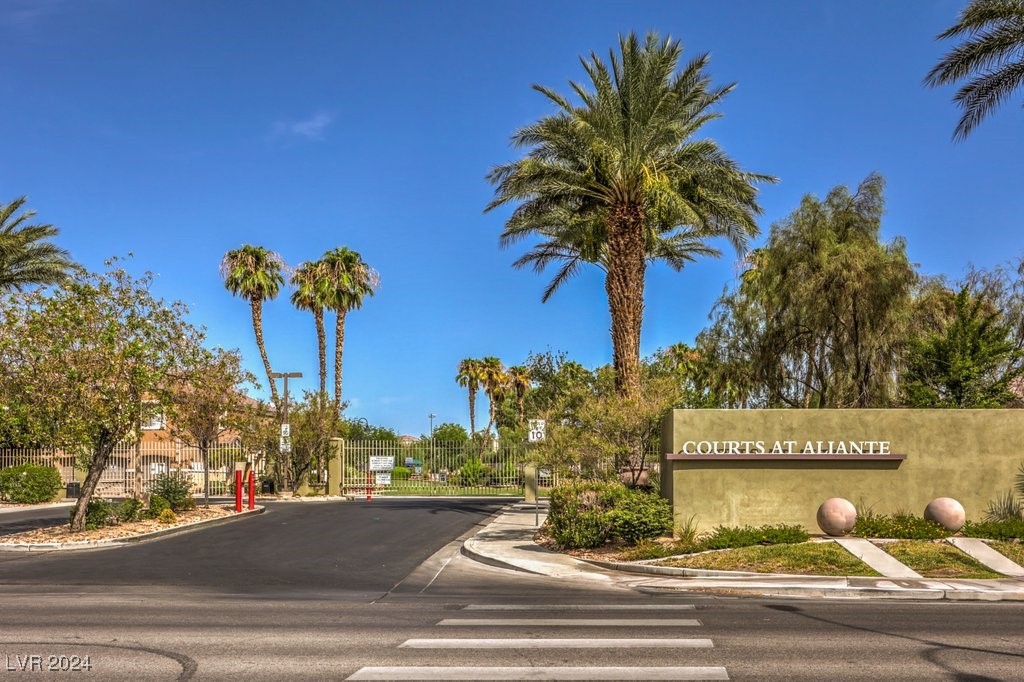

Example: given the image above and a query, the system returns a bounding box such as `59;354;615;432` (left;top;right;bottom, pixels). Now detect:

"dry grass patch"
989;540;1024;568
883;541;1002;579
654;541;879;576
0;505;237;545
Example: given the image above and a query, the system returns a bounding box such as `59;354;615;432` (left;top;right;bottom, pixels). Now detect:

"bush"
71;498;114;530
853;511;949;540
149;473;196;512
157;508;178;524
548;481;626;549
0;463;63;504
962;518;1024;541
609;489;673;543
147;494;171;518
701;524;809;550
457;458;487;487
114;498;144;523
392;466;411;481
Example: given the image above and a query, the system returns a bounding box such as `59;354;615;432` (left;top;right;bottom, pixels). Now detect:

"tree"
0;196;76;292
487;32;773;397
320;247;378;410
480;356;507;437
0;262;196;531
925;0;1024;140
456;358;485;435
221;245;285;407
506;365;532;425
903;286;1024;407
697;174;918;408
430;422;469;443
291;260;330;396
166;347;257;507
289;391;343;492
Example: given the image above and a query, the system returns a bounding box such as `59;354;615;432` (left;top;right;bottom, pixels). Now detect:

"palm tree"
0;196;75;292
487;32;773;397
321;247;378;410
456;358;485;436
221;244;285;406
291;260;331;396
480;356;507;436
926;0;1024;140
506;365;531;425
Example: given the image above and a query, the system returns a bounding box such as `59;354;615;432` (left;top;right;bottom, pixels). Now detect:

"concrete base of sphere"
817;497;857;536
924;497;966;532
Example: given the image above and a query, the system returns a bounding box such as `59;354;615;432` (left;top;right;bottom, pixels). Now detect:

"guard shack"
659;409;1024;532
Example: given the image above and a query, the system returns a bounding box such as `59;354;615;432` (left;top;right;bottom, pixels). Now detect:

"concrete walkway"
461;502;1024;602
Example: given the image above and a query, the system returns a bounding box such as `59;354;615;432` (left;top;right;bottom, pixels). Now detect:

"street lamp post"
429;412;436;439
270;372;302;490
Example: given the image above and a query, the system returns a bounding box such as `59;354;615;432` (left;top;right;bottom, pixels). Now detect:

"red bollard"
235;469;243;512
247;470;255;510
366;470;372;502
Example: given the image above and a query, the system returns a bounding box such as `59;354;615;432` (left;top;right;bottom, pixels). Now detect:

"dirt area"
0;505;238;545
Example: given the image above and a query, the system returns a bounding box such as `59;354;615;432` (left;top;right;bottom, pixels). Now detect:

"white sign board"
375;472;392;486
279;436;291;453
528;419;546;443
369;456;394;472
280;423;291;437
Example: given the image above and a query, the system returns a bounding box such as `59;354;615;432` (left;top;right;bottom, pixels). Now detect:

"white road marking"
347;666;729;680
462;604;696;611
437;618;701;627
399;637;713;648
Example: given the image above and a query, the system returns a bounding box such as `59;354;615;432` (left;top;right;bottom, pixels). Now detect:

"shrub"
547;481;626;549
71;498;114;530
609;489;673;544
147;494;171;518
700;524;809;550
114;498;145;523
853;511;949;540
0;463;63;504
392;466;411;481
962;518;1024;541
149;473;196;512
157;508;178;524
457;458;487;487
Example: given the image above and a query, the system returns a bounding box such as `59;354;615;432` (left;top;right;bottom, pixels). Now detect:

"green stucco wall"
660;409;1024;533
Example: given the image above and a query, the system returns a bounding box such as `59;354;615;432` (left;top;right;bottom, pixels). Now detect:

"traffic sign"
369;456;394;472
280;423;291;437
528;419;546;443
279;435;291;453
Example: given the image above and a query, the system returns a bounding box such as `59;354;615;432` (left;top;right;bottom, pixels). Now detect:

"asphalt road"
0;507;72;537
1;498;1023;680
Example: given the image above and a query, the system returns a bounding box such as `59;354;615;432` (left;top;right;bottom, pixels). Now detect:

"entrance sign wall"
660;409;1024;532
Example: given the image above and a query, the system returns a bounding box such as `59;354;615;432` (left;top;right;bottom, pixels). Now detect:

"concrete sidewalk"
461;502;1024;601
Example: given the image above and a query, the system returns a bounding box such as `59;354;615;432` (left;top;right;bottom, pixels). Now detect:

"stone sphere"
816;497;857;536
924;497;965;532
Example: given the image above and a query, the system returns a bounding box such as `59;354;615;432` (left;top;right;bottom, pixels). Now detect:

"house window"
141;402;165;431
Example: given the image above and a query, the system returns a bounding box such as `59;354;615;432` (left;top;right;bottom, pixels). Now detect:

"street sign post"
527;419;546;525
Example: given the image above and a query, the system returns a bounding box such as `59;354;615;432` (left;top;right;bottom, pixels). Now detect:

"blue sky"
3;1;1021;436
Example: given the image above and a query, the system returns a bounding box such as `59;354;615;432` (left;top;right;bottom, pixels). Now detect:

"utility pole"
270;372;302;490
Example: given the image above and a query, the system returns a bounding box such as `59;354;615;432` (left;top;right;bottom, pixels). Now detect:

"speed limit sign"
528;419;546;443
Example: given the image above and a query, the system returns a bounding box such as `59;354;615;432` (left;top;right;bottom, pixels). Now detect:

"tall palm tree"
290;260;331;396
926;0;1024;140
506;365;531;425
480;356;507;436
456;358;484;436
487;32;773;397
0;196;75;292
321;247;378;410
221;244;285;406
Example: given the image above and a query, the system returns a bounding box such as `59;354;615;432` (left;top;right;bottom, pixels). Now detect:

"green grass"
653;542;880;576
989;541;1024;568
883;541;1002;579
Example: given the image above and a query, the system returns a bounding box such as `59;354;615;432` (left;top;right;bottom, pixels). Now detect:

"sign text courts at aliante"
659;409;1024;532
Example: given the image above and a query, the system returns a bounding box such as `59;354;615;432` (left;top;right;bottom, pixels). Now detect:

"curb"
0;506;266;552
633;582;1024;602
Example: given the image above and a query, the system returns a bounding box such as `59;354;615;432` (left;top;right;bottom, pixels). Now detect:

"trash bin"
65;481;81;499
260;480;275;495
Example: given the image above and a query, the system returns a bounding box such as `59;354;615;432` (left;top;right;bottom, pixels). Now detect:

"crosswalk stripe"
438;618;701;627
399;637;713;648
462;604;696;611
346;666;729;680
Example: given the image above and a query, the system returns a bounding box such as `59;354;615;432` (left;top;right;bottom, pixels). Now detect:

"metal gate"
339;440;526;497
